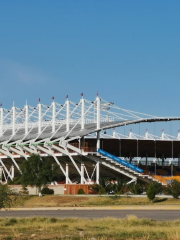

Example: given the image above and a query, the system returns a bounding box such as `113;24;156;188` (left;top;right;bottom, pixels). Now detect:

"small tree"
78;188;85;194
147;182;163;202
89;178;128;195
129;183;144;195
89;184;100;194
114;179;127;194
41;187;54;195
165;180;180;199
0;184;17;210
20;154;58;196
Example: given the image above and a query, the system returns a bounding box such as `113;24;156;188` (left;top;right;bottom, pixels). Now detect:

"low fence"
9;184;92;195
9;185;65;195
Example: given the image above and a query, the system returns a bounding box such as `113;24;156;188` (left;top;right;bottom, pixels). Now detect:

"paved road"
0;210;180;220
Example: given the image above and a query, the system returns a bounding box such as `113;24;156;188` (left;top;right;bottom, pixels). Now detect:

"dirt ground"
13;195;180;207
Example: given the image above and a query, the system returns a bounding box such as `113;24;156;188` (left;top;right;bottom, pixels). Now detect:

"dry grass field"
0;215;180;240
1;196;180;239
12;195;180;208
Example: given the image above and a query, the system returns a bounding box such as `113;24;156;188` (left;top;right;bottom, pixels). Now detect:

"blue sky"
0;0;180;135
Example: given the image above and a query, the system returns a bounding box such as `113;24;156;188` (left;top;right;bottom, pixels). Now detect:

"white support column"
81;163;84;184
37;144;72;183
145;129;148;139
96;96;100;130
0;148;22;174
25;104;29;135
177;130;180;140
97;131;100;151
12;106;16;135
0;158;13;180
113;129;116;138
66;99;70;132
38;103;42;134
52;101;56;133
66;164;69;184
0;108;3;136
81;98;85;130
58;145;87;183
96;96;101;151
11;165;14;180
129;129;133;139
0;166;2;181
161;129;165;140
96;161;100;184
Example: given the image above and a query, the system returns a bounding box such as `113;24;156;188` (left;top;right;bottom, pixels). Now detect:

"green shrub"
88;184;99;194
78;188;85;194
5;218;18;226
41;187;54;195
8;176;21;185
89;184;106;194
98;187;106;195
165;180;180;199
129;183;143;195
147;182;163;202
0;184;18;210
49;218;57;223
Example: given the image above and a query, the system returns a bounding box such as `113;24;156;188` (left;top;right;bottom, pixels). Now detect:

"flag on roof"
66;95;68;99
38;98;40;102
52;96;54;100
97;91;99;96
80;93;83;96
0;103;2;107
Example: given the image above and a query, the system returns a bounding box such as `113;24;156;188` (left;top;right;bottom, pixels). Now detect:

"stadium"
0;94;180;189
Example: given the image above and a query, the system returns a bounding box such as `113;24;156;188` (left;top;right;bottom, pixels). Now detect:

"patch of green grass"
4;218;18;226
49;217;58;223
4;236;13;240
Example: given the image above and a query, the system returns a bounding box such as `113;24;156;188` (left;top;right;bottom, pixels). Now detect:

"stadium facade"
0;95;180;185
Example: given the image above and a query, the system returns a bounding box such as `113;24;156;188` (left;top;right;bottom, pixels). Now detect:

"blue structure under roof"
98;149;144;174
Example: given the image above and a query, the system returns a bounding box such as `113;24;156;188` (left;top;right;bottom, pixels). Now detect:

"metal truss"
0;95;180;183
0;163;14;183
